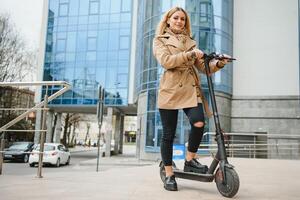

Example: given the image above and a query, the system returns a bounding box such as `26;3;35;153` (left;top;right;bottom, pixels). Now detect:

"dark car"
4;142;35;163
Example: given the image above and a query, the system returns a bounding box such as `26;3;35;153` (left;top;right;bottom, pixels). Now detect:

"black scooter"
159;53;240;198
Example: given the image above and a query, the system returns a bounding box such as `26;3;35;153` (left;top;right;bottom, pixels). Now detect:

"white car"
29;143;70;167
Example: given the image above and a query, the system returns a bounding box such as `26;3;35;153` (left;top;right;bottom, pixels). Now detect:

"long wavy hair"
155;7;192;37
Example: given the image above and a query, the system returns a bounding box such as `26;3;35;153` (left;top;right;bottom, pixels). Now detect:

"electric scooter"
159;53;240;198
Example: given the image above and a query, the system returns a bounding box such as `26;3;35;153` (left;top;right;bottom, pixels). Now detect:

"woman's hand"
191;49;204;60
217;54;232;67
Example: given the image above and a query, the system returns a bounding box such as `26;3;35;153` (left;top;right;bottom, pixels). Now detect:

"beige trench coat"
153;32;222;117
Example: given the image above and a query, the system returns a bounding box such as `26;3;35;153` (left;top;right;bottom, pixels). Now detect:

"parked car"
29;143;71;167
4;142;34;163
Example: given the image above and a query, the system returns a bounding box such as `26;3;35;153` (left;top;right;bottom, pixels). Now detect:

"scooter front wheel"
215;167;240;198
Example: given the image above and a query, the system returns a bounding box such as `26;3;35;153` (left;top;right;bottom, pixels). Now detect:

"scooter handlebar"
203;52;236;62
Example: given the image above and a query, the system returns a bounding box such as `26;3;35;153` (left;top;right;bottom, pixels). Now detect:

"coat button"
179;83;183;87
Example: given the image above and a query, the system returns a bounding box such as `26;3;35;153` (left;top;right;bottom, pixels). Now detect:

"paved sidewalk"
1;156;300;200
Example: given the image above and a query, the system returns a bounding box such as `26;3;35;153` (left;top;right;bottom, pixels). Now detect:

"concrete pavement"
1;149;300;200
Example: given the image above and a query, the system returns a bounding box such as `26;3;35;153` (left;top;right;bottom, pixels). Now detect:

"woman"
153;7;231;191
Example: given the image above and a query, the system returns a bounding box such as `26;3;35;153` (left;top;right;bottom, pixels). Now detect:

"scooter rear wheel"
215;167;239;198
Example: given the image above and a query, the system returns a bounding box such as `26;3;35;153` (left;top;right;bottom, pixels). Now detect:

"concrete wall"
233;0;299;96
231;96;300;159
232;0;300;159
136;92;160;161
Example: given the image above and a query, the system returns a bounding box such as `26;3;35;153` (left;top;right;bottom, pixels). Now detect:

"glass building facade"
43;0;133;106
135;0;233;151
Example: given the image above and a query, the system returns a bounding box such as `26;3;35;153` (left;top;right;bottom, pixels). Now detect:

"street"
2;149;100;176
1;145;152;177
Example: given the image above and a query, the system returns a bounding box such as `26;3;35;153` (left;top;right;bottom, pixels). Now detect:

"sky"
0;0;44;50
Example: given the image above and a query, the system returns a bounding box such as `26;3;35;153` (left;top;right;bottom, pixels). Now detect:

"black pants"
159;103;205;166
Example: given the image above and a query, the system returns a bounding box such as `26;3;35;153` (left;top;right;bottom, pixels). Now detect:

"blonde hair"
155;7;192;37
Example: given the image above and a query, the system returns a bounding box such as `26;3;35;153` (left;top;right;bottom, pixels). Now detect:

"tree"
61;113;81;147
0;14;36;82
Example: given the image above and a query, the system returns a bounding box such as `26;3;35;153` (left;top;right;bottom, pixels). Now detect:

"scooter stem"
203;54;228;164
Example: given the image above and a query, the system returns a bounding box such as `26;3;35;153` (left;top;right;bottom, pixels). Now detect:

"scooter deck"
173;169;214;182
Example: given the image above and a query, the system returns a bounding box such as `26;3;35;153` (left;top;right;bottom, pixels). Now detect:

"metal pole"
96;122;102;172
96;86;104;172
0;138;5;175
37;93;48;178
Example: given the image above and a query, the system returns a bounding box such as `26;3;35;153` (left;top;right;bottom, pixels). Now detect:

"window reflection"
44;0;132;106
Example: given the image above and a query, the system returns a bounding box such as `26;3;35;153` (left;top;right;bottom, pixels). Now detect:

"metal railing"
197;132;300;159
0;81;71;177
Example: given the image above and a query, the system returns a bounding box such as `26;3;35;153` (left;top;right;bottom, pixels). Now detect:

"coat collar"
158;32;196;51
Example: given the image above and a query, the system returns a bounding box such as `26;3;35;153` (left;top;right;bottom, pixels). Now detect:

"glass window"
108;29;119;50
79;0;89;15
117;73;128;87
59;3;69;16
58;17;68;26
56;39;66;52
49;0;59;17
97;30;108;50
116;88;127;99
120;28;130;36
76;31;87;52
89;0;99;15
65;53;76;61
200;3;208;22
214;71;221;83
110;14;120;23
121;0;131;12
68;16;78;25
147;89;156;111
96;68;106;86
69;0;79;16
78;16;88;24
119;36;129;49
100;0;110;14
171;0;185;8
119;50;129;60
120;13;131;22
162;0;171;12
64;67;74;82
87;37;97;51
99;14;109;23
86;51;97;60
97;52;107;60
89;15;99;24
110;0;121;13
106;68;117;88
146;112;155;146
66;32;77;52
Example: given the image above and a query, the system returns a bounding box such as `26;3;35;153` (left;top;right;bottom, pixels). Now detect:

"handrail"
203;132;300;139
0;81;70;134
198;132;300;159
0;81;71;176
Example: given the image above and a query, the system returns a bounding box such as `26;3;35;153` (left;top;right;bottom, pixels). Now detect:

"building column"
119;114;124;154
53;113;62;143
105;107;113;157
114;113;121;155
46;111;54;142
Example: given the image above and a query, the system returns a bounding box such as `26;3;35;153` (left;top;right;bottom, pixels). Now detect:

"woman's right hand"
191;49;204;60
